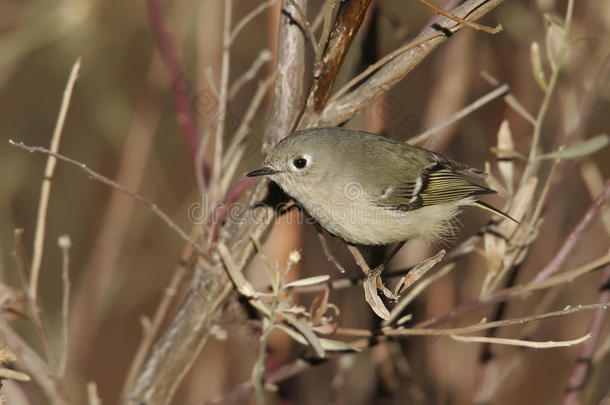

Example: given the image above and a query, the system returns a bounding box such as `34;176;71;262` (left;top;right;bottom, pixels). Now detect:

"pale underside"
298;194;475;246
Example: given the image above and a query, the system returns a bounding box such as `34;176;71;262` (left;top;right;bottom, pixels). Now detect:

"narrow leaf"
537;134;608;160
530;42;547;90
282;312;325;357
319;338;360;352
285;275;330;288
273;324;307;345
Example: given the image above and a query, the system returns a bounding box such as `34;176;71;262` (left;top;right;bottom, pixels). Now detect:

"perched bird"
247;126;513;246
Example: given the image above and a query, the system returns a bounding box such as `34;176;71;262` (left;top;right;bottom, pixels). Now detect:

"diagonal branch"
129;1;307;403
299;0;372;127
264;0;308;152
146;0;199;156
315;0;505;126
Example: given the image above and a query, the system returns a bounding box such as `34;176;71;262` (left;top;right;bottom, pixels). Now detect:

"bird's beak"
246;166;278;177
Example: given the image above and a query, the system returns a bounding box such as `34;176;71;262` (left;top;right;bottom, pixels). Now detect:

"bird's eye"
292;157;307;169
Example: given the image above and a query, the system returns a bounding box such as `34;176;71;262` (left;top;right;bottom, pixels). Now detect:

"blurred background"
1;0;609;404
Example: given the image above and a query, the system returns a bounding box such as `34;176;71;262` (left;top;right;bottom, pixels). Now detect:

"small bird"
247;126;513;246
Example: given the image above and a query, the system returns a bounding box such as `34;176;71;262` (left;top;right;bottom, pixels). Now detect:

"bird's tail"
471;200;519;223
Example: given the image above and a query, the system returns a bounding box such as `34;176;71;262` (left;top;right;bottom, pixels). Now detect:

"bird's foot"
369;264;398;301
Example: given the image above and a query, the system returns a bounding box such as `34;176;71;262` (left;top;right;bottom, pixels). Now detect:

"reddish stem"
146;0;199;157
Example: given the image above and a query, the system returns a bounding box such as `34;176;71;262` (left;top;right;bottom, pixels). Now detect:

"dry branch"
0;318;70;405
146;0;199;155
263;0;307;152
299;0;372;126
315;0;504;126
128;1;505;402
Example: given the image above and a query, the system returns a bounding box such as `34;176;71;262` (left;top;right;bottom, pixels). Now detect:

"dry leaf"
284;275;330;289
530;42;547;90
363;276;390;320
282;312;325;357
497;120;515;195
394;250;445;297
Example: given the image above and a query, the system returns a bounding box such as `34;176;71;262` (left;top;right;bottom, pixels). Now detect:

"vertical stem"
28;59;81;364
58;235;71;377
521;0;574;186
211;0;232;203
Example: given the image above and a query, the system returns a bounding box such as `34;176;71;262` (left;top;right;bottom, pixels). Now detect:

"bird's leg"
315;226;346;273
374;241;407;274
346;245;397;301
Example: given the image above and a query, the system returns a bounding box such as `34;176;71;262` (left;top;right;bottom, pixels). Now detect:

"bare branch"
120;254;190;400
58;235;71;378
263;0;307;152
299;0;372;126
228;49;272;99
409;84;509;145
418;0;502;34
0;318;71;405
230;0;279;45
146;0;199;155
209;0;232;207
533;181;610;283
9;141;209;261
315;0;505;126
563;266;610;405
450;333;590;348
287;0;320;57
28;59;80;313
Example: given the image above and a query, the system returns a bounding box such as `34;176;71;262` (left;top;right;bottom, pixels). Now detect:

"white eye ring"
291;154;311;170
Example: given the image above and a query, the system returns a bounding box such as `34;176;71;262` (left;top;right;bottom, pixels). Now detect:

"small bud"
57;234;71;249
288;250;301;265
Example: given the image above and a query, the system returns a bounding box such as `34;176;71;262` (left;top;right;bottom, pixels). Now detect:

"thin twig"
0;318;70;405
9;141;210;260
563;266;610;405
195;126;212;197
287;0;319;57
210;0;232;208
450;333;590;348
221;73;276;192
120;259;189;400
12;229;29;292
409;84;509;145
28;59;80;307
383;303;610;337
328;31;440;104
228;49;272;99
415;251;610;329
28;59;80;365
299;0;371;124
481;70;537;125
230;0;279;45
58;235;71;378
521;0;575;185
418;0;502;34
217;303;608;403
146;0;199;155
533;181;610;283
318;0;505;126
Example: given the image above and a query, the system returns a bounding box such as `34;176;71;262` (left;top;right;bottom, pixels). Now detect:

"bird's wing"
373;161;495;212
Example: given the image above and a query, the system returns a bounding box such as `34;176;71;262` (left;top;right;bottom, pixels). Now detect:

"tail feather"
471;200;519;223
